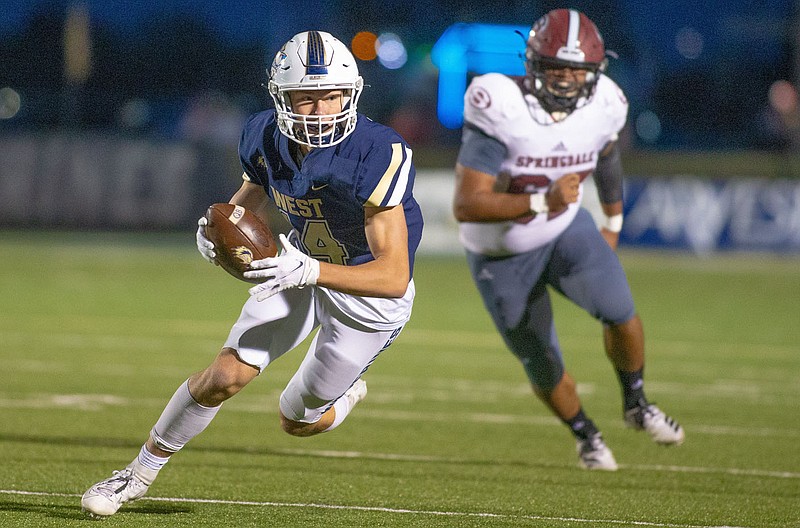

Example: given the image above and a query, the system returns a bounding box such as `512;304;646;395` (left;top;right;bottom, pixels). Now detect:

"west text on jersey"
271;187;324;218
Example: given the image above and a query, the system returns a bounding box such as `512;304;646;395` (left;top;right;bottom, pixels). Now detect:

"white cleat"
344;379;368;409
576;433;618;471
81;464;153;518
625;401;685;446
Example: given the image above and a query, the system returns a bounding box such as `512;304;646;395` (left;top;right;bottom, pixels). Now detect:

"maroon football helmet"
525;9;608;115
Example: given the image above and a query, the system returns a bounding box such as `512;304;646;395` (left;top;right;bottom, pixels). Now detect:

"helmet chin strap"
544;94;579;115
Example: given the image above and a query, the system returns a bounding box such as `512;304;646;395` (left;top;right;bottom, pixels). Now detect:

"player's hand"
196;217;217;265
244;234;320;301
547;173;581;213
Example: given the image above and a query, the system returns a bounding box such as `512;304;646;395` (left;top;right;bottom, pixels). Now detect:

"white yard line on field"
267;447;800;480
0;489;752;528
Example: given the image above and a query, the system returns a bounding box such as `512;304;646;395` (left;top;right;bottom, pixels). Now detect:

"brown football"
203;203;278;283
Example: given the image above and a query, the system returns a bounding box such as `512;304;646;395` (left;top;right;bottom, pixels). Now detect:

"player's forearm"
316;257;409;298
454;164;541;222
600;200;623;217
599;200;623;241
229;181;271;223
453;192;533;222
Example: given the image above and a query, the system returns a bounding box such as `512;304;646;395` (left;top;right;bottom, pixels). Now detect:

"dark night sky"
1;0;792;65
1;0;795;149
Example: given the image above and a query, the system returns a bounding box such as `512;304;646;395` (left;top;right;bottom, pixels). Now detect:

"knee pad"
279;380;328;424
279;383;307;422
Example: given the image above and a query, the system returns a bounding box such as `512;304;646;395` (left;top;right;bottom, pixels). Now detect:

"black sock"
564;408;599;440
617;368;646;410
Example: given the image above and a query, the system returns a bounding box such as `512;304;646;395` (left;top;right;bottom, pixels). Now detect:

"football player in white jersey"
81;30;423;517
453;9;684;470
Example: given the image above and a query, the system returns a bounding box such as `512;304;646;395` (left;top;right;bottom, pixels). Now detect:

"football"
203;203;278;283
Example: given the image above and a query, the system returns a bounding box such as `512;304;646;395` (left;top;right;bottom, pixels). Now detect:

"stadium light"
431;23;528;129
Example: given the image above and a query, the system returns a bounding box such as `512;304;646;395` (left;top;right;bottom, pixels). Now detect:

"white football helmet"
268;30;364;148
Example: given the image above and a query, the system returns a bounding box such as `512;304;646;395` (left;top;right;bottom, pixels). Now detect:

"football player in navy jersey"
81;30;423;517
453;9;683;470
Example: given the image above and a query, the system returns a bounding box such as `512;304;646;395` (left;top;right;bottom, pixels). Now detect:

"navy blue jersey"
238;110;423;276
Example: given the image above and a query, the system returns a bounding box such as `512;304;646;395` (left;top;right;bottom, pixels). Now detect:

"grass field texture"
1;231;798;527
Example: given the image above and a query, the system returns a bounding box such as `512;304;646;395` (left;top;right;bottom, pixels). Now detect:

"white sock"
137;444;170;471
150;380;222;452
322;396;352;432
128;445;167;486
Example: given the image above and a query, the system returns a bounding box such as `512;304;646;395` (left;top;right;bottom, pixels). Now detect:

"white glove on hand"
244;234;320;301
196;216;216;264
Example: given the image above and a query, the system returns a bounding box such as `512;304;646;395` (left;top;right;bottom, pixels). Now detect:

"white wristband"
602;213;623;233
529;193;549;215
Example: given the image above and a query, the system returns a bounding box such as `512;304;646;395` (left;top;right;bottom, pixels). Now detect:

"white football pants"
224;286;402;423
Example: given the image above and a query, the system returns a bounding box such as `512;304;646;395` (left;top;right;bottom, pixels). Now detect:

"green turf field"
1;231;798;527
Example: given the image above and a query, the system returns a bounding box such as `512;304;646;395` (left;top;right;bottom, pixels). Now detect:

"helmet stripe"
566;10;581;51
305;30;328;74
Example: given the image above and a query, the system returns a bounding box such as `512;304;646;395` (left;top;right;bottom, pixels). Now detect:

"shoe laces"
96;469;138;497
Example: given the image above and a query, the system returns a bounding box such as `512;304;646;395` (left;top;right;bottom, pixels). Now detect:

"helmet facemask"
526;56;606;116
269;81;363;148
267;31;364;148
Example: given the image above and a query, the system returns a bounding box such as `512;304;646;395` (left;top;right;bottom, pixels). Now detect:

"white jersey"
459;73;628;255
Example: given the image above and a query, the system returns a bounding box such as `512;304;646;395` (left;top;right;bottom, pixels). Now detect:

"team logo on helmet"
531;13;549;35
271;50;288;78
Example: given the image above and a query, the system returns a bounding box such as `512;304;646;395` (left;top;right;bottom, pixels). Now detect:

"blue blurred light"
431;23;528;129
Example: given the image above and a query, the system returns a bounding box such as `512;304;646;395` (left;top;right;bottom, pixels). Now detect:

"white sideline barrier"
413;170;462;255
413;170;800;254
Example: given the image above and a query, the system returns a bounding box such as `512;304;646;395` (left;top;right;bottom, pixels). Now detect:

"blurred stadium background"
0;0;799;255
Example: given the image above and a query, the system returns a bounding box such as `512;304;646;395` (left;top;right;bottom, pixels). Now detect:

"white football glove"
244;234;320;301
195;216;216;264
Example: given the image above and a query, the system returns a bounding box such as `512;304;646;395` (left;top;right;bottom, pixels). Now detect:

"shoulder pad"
463;74;525;138
239;110;275;148
593;76;629;134
237;110;277;186
351;115;405;148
